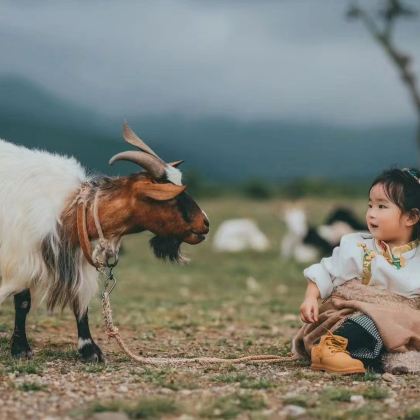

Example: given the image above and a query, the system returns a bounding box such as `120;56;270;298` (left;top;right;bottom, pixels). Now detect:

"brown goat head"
110;124;209;261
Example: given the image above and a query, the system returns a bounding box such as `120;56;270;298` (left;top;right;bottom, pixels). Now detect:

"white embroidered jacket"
304;232;420;299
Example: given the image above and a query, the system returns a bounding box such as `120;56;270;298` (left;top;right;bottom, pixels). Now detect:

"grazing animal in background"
213;218;270;252
281;208;319;262
281;207;367;263
0;124;209;362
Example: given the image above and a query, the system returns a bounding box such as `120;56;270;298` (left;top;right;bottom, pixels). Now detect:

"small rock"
226;324;236;333
277;371;291;377
246;276;260;291
382;372;397;383
350;395;365;405
244;295;255;303
179;389;193;396
384;398;398;408
178;416;194;420
92;414;129;420
271;326;281;335
117;385;128;393
282;314;299;322
160;387;174;394
281;405;306;417
276;284;289;294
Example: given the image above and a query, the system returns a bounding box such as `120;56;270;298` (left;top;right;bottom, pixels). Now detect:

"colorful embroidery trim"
376;239;419;270
358;243;376;285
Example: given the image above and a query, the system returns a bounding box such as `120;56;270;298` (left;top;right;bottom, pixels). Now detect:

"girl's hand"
299;297;319;324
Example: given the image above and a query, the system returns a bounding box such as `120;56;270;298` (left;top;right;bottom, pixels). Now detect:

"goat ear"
141;183;186;201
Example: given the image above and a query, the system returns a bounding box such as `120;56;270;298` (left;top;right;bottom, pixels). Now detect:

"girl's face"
366;183;416;244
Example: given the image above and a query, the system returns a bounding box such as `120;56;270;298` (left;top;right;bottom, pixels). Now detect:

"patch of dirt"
0;322;419;419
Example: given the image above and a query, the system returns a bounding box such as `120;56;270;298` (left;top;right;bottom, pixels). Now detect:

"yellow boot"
311;332;366;374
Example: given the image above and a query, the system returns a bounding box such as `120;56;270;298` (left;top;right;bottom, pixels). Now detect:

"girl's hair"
370;168;420;239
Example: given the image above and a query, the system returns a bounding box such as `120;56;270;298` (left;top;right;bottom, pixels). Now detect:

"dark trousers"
335;319;384;372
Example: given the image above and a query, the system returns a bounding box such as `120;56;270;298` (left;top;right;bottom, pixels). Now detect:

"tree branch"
348;0;420;116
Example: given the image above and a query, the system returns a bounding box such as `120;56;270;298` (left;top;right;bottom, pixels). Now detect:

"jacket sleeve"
303;233;364;299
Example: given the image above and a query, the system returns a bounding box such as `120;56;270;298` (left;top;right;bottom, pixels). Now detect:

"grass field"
0;197;419;419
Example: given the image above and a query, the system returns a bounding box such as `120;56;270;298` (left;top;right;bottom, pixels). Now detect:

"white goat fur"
0;139;98;314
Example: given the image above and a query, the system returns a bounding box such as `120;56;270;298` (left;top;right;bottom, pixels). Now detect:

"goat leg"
73;307;105;363
11;289;33;359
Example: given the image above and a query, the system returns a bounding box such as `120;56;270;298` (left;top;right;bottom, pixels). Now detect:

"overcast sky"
1;0;419;126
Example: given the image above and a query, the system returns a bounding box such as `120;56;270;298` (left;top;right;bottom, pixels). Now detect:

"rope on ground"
101;291;299;366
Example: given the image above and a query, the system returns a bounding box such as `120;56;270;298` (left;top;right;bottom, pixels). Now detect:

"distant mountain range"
0;75;417;182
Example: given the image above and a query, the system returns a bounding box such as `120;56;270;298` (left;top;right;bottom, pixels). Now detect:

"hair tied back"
402;168;420;185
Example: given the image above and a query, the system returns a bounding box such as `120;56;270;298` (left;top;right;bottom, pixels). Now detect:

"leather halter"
76;184;120;269
77;198;97;268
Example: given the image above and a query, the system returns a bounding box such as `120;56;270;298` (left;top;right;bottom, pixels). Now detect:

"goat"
0;123;209;362
213;218;269;252
281;207;367;263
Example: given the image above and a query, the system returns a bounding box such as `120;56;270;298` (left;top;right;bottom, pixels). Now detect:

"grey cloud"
0;0;419;125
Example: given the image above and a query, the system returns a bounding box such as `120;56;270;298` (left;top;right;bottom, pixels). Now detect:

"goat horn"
109;151;166;179
123;122;160;159
169;160;184;168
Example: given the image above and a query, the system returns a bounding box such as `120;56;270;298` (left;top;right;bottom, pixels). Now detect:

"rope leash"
100;268;298;366
78;187;297;365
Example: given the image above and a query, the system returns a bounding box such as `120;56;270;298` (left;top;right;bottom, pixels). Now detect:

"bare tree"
347;0;420;165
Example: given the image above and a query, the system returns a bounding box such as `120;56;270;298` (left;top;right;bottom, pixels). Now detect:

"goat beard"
149;236;189;264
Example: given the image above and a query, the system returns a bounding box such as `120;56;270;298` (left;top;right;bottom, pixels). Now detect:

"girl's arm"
304;233;364;299
300;281;320;323
300;233;365;323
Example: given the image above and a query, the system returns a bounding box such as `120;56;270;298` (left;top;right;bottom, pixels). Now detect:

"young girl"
298;168;420;373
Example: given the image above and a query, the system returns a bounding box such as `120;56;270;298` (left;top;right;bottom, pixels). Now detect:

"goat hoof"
79;342;105;363
11;347;33;359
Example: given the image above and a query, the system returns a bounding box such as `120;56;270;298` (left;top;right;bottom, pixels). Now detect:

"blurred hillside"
0;76;416;182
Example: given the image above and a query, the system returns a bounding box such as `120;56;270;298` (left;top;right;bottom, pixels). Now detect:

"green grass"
17;382;47;392
322;387;353;402
405;408;420;420
37;346;78;361
86;397;179;419
5;359;43;375
134;367;200;391
82;364;107;373
214;372;249;384
238;378;273;390
283;394;315;408
200;392;266;418
128;398;179;418
359;370;381;382
361;385;389;400
214;372;274;389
